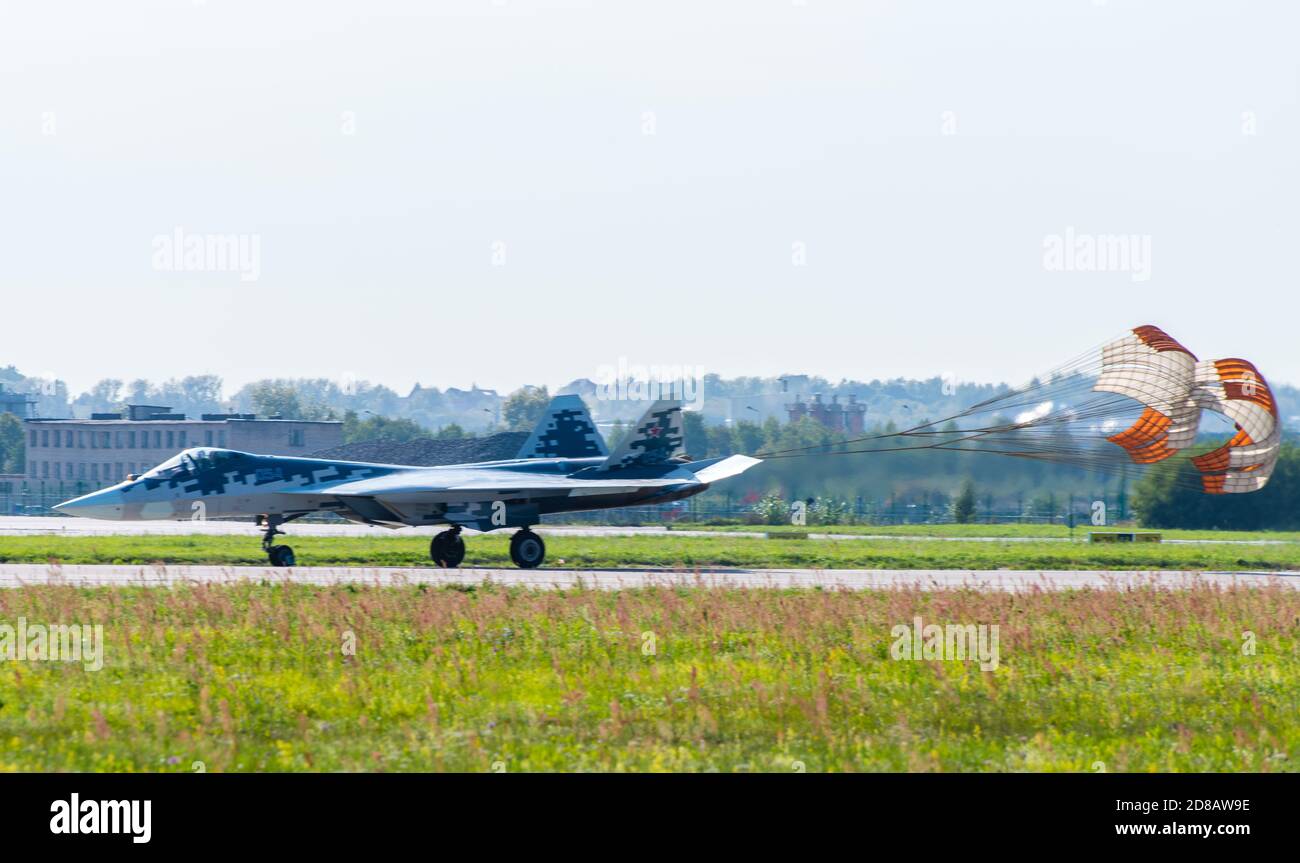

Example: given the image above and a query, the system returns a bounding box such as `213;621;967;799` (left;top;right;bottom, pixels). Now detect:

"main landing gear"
430;526;466;568
427;526;546;569
509;528;546;569
259;515;296;567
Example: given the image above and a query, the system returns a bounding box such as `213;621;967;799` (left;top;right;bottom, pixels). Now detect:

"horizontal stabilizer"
680;454;762;484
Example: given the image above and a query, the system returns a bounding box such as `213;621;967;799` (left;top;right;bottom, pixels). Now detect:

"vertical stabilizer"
596;401;684;471
516;395;608;459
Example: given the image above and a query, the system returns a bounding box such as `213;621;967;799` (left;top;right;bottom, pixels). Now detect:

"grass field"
1;582;1296;772
2;531;1299;570
683;523;1300;542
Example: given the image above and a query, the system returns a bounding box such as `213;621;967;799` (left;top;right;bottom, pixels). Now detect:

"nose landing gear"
259;515;296;567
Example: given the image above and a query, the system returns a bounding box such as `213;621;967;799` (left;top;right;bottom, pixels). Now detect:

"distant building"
403;383;501;431
845;395;866;434
0;384;37;419
786;393;866;434
21;405;343;494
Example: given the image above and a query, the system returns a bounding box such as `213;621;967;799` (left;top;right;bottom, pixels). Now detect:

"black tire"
430;531;466;568
509;530;545;569
268;545;296;567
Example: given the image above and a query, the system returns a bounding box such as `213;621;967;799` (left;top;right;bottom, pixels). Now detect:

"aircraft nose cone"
53;487;127;520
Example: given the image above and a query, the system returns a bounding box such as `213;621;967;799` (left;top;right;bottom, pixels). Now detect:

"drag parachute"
1093;325;1200;465
1189;359;1280;494
759;324;1283;495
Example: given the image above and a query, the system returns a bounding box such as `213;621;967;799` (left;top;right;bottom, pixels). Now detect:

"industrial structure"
785;393;867;434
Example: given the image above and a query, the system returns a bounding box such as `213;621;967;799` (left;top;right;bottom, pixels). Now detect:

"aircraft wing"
268;454;760;530
305;469;690;499
271;465;702;530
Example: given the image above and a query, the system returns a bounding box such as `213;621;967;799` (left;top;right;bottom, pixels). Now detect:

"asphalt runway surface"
0;515;641;537
1;562;1295;591
0;516;1290;545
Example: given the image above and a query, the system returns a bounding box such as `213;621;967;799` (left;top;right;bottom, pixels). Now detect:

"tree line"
1131;444;1300;530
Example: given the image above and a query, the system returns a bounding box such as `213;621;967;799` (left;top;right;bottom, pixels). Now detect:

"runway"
1;562;1295;591
0;515;632;538
0;516;1289;545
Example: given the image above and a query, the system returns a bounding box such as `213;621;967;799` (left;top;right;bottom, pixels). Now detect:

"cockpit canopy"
141;447;244;479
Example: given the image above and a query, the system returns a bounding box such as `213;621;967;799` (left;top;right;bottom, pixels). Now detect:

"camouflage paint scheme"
54;396;761;531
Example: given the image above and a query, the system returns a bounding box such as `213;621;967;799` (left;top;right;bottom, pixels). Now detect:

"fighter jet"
53;396;761;569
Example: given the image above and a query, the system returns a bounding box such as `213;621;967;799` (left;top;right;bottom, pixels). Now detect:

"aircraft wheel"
268;545;296;567
509;529;545;569
430;530;466;568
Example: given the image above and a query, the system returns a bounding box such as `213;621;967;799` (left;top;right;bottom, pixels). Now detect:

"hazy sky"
3;0;1296;398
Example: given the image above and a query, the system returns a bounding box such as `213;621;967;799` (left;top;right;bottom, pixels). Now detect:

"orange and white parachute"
1090;327;1280;493
1188;359;1280;493
758;323;1282;495
1093;325;1201;465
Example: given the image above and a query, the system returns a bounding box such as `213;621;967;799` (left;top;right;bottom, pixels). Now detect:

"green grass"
2;532;1300;571
682;522;1300;542
1;582;1296;772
